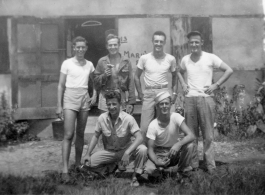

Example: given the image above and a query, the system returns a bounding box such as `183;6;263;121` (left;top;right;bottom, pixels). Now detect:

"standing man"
145;91;195;178
178;31;233;173
94;34;136;114
134;31;178;142
83;91;147;187
56;36;97;181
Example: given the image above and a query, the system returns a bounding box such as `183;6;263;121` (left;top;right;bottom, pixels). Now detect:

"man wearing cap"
144;91;195;177
178;31;233;173
94;34;136;114
134;31;178;143
83;91;147;187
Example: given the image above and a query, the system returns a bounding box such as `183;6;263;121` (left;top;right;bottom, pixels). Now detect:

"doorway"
66;18;116;66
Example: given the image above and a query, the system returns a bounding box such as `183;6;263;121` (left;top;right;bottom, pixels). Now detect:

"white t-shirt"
60;57;95;88
180;51;222;97
146;113;185;148
137;53;176;87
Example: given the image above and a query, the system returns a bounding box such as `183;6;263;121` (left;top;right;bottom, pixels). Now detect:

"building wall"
0;0;262;17
213;17;264;70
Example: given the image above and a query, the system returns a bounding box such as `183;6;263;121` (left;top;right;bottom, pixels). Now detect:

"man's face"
106;38;120;55
152;35;166;52
73;41;87;58
188;35;203;54
106;98;120;116
157;98;171;115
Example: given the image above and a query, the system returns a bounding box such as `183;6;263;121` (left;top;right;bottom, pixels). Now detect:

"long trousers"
185;96;216;170
144;143;194;176
89;144;148;174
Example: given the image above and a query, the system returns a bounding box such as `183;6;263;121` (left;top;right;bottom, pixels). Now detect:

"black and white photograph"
0;0;265;194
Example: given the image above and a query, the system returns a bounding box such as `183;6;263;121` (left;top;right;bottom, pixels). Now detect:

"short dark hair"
72;36;87;46
152;31;166;41
106;34;120;45
104;90;121;103
187;31;203;40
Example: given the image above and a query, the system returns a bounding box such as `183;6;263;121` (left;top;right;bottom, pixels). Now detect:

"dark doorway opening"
66;18;116;66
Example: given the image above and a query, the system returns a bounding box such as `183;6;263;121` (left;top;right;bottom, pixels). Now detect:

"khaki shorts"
63;88;90;112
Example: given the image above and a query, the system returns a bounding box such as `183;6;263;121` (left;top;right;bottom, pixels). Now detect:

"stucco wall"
0;0;262;17
214;70;263;104
0;74;11;107
212;18;264;70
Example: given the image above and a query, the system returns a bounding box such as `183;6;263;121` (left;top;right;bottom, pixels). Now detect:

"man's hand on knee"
83;155;91;166
121;151;130;167
168;143;181;158
156;158;170;168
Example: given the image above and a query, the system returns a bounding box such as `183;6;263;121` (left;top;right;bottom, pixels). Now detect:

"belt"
145;84;168;89
155;146;171;150
103;88;120;92
106;146;127;152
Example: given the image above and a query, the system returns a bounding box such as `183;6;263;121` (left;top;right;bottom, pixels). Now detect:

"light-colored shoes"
181;165;193;173
130;176;140;187
61;173;71;183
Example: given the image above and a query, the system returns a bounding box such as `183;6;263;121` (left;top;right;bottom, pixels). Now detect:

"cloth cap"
155;91;171;105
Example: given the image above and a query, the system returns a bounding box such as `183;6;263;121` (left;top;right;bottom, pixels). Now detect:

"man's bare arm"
121;131;143;166
205;62;233;94
134;68;143;101
215;62;233;86
56;73;67;118
168;121;195;157
85;131;101;156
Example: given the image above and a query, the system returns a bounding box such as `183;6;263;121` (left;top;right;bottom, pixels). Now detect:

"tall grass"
0;173;58;194
1;163;265;195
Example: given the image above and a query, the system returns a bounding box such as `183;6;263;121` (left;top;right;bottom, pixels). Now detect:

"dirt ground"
1;136;265;176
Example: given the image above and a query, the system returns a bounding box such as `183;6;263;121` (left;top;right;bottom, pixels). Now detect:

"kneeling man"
83;91;147;186
145;91;195;177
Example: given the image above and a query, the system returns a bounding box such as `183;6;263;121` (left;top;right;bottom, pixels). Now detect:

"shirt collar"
104;53;129;63
71;57;86;64
106;110;126;122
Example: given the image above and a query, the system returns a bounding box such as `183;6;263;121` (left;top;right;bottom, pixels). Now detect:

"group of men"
59;30;233;186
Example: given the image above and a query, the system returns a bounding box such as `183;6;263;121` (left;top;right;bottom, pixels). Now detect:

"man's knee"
136;144;147;155
182;142;195;152
75;130;84;138
64;131;74;141
204;133;214;142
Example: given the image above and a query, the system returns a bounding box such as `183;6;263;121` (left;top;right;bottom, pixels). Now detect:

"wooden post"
7;17;18;110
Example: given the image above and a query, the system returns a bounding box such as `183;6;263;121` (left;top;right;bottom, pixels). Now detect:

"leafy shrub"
214;82;265;139
0;91;31;143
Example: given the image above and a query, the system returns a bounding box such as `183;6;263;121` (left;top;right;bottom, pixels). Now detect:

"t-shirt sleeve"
60;60;68;74
180;56;186;71
129;117;140;135
170;56;177;72
146;122;157;140
211;54;223;69
90;62;95;73
173;113;185;127
137;56;145;70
